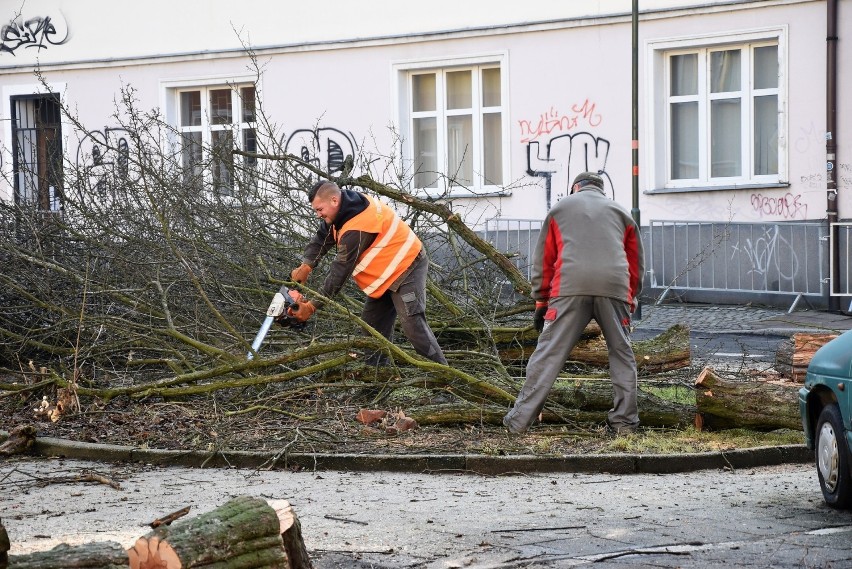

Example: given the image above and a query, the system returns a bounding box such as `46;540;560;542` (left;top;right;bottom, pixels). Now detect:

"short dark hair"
308;180;338;202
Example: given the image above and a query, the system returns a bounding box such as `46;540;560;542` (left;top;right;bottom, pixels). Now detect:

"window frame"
161;76;258;196
646;27;787;193
393;52;510;199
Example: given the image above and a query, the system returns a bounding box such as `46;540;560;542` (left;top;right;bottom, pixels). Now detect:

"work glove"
533;302;548;333
288;299;316;323
290;263;313;284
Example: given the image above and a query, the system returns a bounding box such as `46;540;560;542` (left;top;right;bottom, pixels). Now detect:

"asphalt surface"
4;303;852;567
3;458;852;568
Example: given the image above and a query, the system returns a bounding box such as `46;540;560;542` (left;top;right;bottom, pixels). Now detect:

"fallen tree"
695;367;801;431
4;496;311;569
775;333;839;382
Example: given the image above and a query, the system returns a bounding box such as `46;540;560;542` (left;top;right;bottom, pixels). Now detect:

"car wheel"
816;404;852;509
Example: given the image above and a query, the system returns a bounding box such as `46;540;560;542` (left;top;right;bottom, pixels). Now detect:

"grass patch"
595;426;804;454
641;385;696;405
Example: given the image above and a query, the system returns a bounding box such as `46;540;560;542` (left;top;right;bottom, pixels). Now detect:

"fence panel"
480;218;848;311
482;218;543;281
831;222;852;310
648;220;826;310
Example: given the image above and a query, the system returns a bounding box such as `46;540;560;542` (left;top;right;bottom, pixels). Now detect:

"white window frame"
392;52;510;198
646;27;787;192
160;75;258;195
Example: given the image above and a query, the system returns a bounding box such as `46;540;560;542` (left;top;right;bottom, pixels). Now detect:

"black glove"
533;303;548;333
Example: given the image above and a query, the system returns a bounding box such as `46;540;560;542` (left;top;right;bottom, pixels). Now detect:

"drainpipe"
632;0;642;319
827;0;840;312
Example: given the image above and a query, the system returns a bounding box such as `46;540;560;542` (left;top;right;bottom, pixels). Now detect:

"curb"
2;432;814;475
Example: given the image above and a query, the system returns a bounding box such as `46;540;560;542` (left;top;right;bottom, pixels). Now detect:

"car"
799;329;852;509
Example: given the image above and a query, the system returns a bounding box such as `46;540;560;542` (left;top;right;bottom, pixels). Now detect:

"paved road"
3;457;852;568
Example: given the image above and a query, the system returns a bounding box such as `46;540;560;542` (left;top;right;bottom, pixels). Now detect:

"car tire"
815;404;852;509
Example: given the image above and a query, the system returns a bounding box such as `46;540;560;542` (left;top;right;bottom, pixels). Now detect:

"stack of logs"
1;496;312;569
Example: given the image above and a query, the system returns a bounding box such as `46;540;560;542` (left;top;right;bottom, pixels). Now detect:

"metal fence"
648;220;829;312
831;222;852;310
482;218;543;281
483;218;852;312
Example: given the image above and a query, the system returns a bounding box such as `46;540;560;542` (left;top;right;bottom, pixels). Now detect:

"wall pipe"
826;0;840;312
632;0;641;319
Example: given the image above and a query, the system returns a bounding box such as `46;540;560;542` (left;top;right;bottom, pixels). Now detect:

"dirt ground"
0;382;622;457
0;362;801;456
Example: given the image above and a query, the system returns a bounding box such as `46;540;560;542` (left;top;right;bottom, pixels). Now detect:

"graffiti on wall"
750;192;808;220
1;15;69;55
520;101;611;209
730;225;799;281
526;131;612;209
284;127;358;181
518;101;602;144
76;127;133;196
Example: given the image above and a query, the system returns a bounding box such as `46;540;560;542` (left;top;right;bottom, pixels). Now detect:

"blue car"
799;329;852;509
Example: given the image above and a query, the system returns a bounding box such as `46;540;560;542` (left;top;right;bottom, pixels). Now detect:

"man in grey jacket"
503;171;645;435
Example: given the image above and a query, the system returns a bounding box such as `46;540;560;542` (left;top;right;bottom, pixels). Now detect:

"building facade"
1;0;849;309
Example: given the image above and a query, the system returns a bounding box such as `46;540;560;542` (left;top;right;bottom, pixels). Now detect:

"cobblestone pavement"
634;303;852;334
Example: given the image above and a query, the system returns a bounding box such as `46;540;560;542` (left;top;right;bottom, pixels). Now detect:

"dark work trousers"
360;253;448;365
503;295;638;433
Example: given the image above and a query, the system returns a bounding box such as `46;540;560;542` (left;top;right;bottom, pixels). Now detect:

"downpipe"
826;0;841;312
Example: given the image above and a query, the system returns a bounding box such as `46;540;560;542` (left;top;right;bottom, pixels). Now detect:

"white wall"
1;0;847;227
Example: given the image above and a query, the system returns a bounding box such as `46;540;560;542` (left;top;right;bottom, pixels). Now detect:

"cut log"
695;367;801;430
7;541;127;569
1;517;8;569
267;500;313;569
0;425;36;456
775;333;839;382
128;495;290;569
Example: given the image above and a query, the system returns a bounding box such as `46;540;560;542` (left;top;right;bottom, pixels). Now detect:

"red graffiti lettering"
750;193;808;220
518;101;603;143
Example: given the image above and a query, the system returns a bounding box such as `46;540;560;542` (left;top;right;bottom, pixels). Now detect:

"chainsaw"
246;284;306;360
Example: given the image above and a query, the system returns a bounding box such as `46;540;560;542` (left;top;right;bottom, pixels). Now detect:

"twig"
324;514;368;526
150;505;191;528
491;525;586;533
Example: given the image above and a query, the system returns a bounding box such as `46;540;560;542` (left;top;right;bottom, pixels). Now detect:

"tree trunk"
266;500;313;569
775;333;839;382
8;542;127;569
128;496;292;569
407;377;696;428
0;425;36;456
695;367;801;430
442;323;691;373
1;518;9;569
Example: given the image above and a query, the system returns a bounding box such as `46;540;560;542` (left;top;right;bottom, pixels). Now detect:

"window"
397;57;508;197
649;30;785;191
10;94;63;210
175;84;256;195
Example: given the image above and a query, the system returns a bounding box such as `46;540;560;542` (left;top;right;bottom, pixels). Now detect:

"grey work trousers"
503;295;638;433
360;254;448;365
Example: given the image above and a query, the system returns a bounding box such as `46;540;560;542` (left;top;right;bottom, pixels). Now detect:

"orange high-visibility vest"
333;195;422;298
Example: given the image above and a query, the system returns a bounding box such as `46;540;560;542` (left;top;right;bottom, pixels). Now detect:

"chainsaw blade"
247;315;274;360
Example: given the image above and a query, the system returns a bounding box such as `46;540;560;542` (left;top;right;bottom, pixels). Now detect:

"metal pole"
827;0;840;312
632;0;642;319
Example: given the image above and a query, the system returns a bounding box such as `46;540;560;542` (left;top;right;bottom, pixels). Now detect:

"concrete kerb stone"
2;431;814;475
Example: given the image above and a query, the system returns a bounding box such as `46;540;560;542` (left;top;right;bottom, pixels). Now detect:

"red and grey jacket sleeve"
530;214;563;305
622;219;645;309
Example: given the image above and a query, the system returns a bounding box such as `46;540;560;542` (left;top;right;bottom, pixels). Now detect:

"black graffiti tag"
1;16;69;55
526;131;612;209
